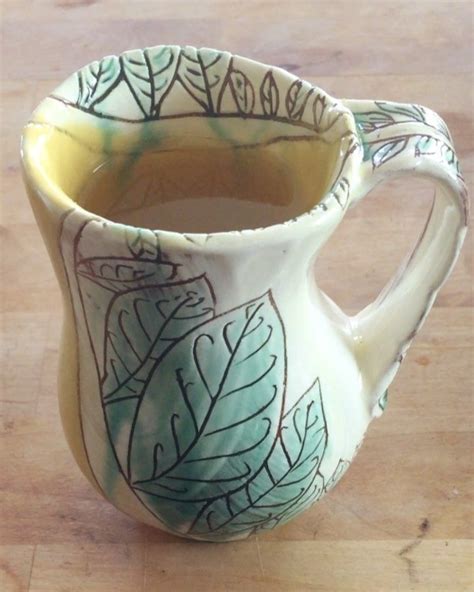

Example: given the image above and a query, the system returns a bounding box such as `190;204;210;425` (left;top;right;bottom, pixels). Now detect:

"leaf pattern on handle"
414;134;458;167
129;293;285;505
77;56;121;110
340;99;462;186
260;71;279;117
372;137;409;168
414;135;438;158
354;101;428;135
355;110;396;134
353;101;462;180
375;101;426;123
189;377;327;539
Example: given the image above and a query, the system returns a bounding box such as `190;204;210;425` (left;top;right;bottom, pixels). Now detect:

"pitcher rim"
21;45;363;248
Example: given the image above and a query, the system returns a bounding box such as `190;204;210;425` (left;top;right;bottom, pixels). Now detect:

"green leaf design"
260;71;279;116
354;102;435;135
69;211;333;539
129;293;285;515
414;134;439;157
414;135;460;173
177;47;226;113
354;110;395;133
121;46;180;117
440;143;457;167
101;275;216;402
188;378;327;539
285;79;313;120
77;56;121;110
120;51;153;118
101;274;215;472
372;137;409;168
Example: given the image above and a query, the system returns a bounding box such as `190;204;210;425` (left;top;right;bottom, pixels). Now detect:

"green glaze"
73;221;330;539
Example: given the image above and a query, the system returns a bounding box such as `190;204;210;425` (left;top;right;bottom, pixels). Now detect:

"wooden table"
1;1;472;590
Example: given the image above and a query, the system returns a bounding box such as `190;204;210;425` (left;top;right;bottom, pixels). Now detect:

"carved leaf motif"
76;256;178;293
121;51;153;117
76;267;215;474
70;213;333;539
312;94;328;131
121;47;179;117
147;46;181;115
130;293;285;507
125;229;161;260
414;135;438;157
228;69;255;115
190;378;327;539
77;56;121;109
372;137;409;168
330;177;350;209
101;275;216;402
260;71;279;116
177;47;225;112
285;79;313;120
355;102;431;135
375;101;426;123
313;93;342;133
355;111;395;133
177;47;210;111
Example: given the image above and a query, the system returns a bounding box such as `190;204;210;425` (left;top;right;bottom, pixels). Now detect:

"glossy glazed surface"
21;46;467;541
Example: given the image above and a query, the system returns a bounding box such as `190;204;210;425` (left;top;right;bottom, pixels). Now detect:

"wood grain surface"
1;1;473;591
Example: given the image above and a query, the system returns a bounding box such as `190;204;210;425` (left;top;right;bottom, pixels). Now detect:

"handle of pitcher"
342;99;468;416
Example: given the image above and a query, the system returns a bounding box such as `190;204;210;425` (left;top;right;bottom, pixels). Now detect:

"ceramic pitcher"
21;46;468;541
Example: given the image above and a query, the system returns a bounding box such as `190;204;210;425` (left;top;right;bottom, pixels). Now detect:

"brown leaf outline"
372;137;409;168
285;79;313;120
260;71;279;116
77;56;121;110
228;69;255;115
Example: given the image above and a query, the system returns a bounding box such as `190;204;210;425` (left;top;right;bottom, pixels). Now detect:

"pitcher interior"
22;47;351;234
